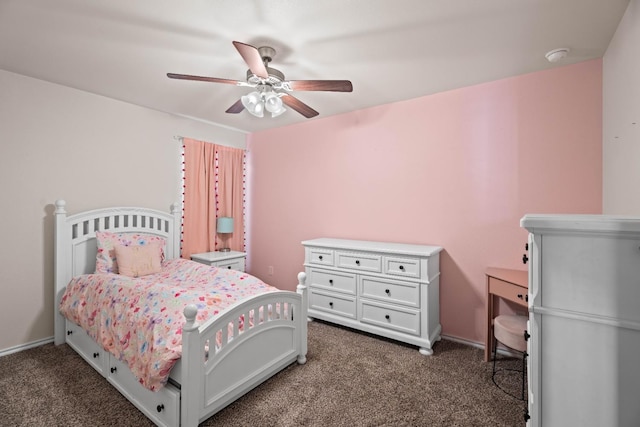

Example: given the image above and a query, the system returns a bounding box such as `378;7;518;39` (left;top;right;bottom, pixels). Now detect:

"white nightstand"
190;250;247;272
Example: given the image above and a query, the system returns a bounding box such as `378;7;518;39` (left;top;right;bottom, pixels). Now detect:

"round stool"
492;314;527;400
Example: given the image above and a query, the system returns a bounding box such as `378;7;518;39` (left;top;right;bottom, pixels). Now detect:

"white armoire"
521;214;640;427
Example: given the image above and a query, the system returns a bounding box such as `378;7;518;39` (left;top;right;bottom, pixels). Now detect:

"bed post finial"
183;304;199;332
54;199;67;214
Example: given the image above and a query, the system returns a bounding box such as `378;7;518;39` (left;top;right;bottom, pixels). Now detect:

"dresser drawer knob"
385;289;390;295
355;260;360;265
110;367;117;374
329;302;334;308
227;266;231;269
522;253;529;264
399;265;405;271
318;255;323;261
157;404;165;413
93;352;100;358
385;314;390;320
67;330;73;335
329;279;333;285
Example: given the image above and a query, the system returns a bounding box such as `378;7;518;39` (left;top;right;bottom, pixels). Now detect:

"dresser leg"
418;347;433;356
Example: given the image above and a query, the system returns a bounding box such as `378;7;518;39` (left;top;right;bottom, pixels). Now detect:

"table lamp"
216;217;234;252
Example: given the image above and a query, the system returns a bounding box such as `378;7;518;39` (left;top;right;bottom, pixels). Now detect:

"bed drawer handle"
227;266;231;269
93;352;99;358
157;404;165;413
110;367;117;374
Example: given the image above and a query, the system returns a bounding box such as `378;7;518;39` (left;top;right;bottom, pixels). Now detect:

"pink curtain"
215;145;245;252
181;138;215;259
181;138;245;259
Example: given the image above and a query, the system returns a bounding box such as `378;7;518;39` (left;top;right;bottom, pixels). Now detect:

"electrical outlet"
268;266;274;275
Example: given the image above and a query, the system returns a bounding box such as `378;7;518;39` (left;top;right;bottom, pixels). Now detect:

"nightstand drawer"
360;276;420;308
309;289;356;319
190;251;246;273
216;258;245;271
359;300;420;336
336;251;381;272
309;268;356;295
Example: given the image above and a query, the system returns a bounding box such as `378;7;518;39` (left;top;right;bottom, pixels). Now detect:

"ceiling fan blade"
286;80;353;92
225;99;245;114
281;94;319;118
167;73;244;86
232;41;269;79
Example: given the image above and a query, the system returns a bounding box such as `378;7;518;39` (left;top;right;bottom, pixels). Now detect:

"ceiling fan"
167;41;353;118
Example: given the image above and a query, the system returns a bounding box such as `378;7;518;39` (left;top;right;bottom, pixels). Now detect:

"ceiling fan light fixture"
264;92;286;117
241;91;264;117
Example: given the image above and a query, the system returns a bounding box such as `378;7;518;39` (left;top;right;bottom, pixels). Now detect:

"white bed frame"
53;200;308;427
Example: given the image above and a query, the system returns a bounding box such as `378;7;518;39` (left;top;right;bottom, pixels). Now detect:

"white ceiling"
0;0;630;134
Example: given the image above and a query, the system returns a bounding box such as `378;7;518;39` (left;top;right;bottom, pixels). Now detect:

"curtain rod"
173;135;248;152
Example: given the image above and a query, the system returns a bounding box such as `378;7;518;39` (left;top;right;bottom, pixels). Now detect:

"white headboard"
53;199;181;345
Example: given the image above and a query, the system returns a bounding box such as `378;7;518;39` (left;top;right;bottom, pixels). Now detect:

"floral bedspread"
59;258;276;391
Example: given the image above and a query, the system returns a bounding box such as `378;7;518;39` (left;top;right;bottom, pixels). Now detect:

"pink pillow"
95;231;166;274
114;244;162;277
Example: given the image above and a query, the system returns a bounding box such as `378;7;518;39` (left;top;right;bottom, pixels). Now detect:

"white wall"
603;0;640;214
0;70;246;353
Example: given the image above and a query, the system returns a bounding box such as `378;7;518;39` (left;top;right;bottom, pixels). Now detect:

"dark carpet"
0;321;526;426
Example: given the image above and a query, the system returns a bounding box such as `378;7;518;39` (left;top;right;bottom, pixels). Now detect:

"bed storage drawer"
107;358;180;427
65;320;108;376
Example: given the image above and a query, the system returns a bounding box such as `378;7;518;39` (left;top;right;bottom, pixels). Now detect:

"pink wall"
246;60;602;344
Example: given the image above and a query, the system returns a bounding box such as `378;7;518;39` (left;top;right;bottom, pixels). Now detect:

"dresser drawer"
309;248;334;266
359;300;420;336
336;251;381;272
384;256;420;279
360;276;420;308
309;289;357;319
65;320;108;375
309;269;356;295
107;358;180;427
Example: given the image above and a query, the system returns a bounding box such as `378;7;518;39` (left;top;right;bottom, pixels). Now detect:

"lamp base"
219;247;231;252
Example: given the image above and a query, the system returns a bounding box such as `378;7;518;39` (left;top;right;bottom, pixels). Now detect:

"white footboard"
180;273;308;427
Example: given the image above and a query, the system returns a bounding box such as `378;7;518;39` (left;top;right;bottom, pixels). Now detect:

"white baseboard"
0;336;54;358
441;333;522;358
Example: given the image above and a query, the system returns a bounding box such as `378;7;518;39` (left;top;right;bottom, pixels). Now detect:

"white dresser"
302;238;443;355
521;215;640;427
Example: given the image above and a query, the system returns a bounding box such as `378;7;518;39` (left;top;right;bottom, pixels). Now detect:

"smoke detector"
545;48;570;63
